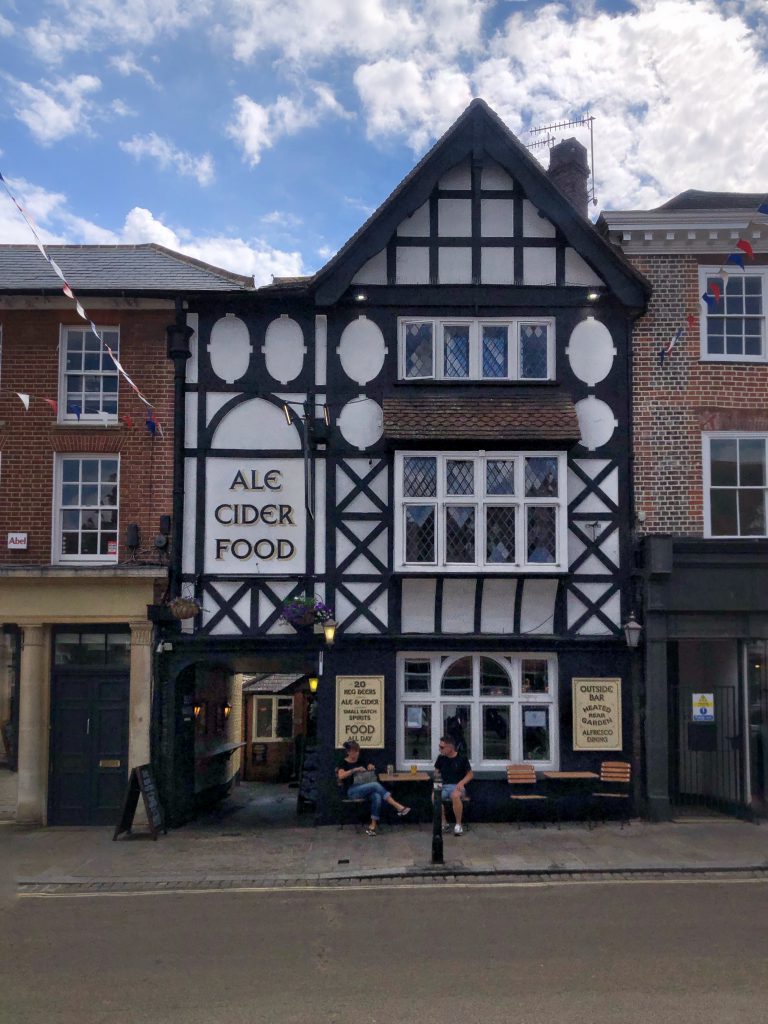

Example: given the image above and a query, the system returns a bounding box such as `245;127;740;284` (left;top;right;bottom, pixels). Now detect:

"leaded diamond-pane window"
446;459;474;495
520;323;549;379
404;457;437;497
525;457;558;497
445;505;475;562
481;325;508;378
486;506;516;563
486;459;515;496
404;322;434;378
443;325;470;377
527;506;557;563
405;505;436;562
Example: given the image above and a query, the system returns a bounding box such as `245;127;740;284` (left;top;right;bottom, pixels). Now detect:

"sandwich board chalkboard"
113;764;166;840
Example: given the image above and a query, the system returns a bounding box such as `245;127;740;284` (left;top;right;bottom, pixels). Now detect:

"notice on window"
524;710;547;728
572;678;622;751
335;676;384;748
406;706;424;729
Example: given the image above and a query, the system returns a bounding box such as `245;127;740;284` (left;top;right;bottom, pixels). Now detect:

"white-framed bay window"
59;325;120;422
699;267;766;361
397;652;558;770
703;432;768;537
53;454;119;562
400;317;555;381
394;451;568;572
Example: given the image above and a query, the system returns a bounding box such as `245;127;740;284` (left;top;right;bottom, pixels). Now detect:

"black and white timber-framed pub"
154;99;650;826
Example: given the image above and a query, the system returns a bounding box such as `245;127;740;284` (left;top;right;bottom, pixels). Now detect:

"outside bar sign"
572;677;622;751
335;676;384;748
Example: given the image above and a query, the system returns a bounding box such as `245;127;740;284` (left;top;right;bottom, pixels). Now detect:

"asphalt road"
3;879;768;1024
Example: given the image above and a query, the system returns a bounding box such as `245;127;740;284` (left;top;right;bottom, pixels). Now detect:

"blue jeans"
348;781;390;820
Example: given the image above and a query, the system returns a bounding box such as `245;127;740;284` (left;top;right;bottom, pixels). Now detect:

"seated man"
434;735;473;836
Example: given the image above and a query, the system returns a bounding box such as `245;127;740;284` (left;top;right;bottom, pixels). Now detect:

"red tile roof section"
383;394;580;441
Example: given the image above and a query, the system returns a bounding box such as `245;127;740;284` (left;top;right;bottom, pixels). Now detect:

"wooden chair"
337;780;367;830
507;764;550;829
590;761;632;828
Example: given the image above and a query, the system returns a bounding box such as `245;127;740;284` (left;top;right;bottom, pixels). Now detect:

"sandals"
397;806;411;817
365;827;378;836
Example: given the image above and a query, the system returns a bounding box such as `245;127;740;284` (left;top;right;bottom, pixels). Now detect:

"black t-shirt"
337;755;372;793
434;753;471;785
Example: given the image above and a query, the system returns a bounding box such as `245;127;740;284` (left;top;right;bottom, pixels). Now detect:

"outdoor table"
542;771;599;823
379;771;431;822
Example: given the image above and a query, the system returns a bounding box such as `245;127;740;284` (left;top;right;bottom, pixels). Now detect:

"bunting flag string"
0;388;154;431
659;195;768;366
0;168;162;435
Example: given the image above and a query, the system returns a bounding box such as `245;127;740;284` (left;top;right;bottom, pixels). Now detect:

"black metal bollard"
431;775;444;865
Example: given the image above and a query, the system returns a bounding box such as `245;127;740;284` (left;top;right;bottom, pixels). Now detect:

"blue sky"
0;0;766;283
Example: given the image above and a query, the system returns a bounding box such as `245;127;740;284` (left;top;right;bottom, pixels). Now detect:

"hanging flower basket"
279;595;334;629
168;596;202;620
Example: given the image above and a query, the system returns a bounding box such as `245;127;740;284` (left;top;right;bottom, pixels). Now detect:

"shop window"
54;629;130;666
59;326;120;421
254;696;294;741
401;318;554;381
704;433;768;537
397;652;558;770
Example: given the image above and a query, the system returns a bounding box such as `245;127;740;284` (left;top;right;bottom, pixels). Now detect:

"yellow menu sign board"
335;676;385;748
572;677;622;751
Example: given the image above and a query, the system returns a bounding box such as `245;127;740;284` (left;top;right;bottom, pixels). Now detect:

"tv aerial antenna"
527;114;598;207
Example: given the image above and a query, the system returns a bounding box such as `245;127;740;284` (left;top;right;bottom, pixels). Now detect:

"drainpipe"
165;305;194;600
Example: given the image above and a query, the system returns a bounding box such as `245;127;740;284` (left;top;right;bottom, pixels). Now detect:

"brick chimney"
547;137;589;217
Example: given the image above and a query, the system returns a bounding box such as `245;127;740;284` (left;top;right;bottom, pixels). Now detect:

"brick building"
0;245;248;824
600;192;768;820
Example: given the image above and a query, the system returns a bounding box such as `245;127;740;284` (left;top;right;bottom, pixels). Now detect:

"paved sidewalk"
6;814;768;894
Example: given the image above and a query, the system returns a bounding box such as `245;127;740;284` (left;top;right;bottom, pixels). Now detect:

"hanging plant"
168;596;202;620
279;595;334;628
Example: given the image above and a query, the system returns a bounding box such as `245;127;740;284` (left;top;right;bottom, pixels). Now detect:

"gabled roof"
655;190;766;212
0;243;253;293
311;98;649;308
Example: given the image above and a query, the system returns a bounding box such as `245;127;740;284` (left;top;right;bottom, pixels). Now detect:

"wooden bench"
507;764;549;828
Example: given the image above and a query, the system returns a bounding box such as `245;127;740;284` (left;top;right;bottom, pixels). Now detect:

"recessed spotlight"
353;291;367;302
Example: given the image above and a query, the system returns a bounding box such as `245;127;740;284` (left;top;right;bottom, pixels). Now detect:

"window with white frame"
699;268;766;360
397;653;558;769
59;326;120;421
53;455;119;562
400;317;554;381
253;696;294;741
394;451;567;572
704;433;768;537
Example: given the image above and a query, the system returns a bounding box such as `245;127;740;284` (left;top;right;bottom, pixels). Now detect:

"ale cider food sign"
572;677;622;751
336;676;385;748
205;459;305;574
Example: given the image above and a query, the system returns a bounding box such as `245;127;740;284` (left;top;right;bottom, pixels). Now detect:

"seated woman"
336;740;410;836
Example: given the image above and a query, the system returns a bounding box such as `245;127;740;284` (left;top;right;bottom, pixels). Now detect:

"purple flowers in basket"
279;596;335;626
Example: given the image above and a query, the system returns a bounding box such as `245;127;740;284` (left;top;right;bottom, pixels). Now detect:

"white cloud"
110;99;135;118
261;210;303;228
120;132;215;186
0;14;13;36
227;84;351;166
108;53;158;87
8;74;101;145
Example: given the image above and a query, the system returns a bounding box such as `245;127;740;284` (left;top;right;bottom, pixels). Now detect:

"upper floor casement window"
399;317;555;381
703;433;768;538
394;451;568;573
699;267;766;361
53;454;119;563
59;326;120;422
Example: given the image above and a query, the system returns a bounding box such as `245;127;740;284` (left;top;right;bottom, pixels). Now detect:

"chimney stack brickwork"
547;137;590;217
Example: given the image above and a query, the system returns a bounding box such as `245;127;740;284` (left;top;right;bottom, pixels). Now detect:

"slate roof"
0;244;253;293
241;673;305;694
383;394;581;442
655;190;766;212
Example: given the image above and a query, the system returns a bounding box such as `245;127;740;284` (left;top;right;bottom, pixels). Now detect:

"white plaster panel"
575;396;618;451
204;582;250;635
566;317;616;386
438;247;472;284
568;530;586;569
338;398;383;450
337;521;387;574
396;201;430;237
263;315;305;385
439;159;471;189
481;247;515;285
315;315;327;387
480;579;517;633
185;392;197;449
438;198;472;237
260;580;298;634
402;578;436;633
441;579;476;634
481;198;515;237
352;249;387;285
579;615;613;636
597;526;620;567
211;397;301;450
523;247;557;285
522;200;557;238
206;392;233;426
396;247;430;284
338;316;386;384
182;458;196;575
564;248;604;286
342;582;387;633
520;579;557;634
481;160;514;190
568;459;613;512
567;589;587;628
314;457;325;575
208;314;252;384
185;312;198;384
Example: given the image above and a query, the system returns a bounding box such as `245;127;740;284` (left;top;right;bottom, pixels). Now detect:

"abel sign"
572;677;622;751
204;459;305;574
